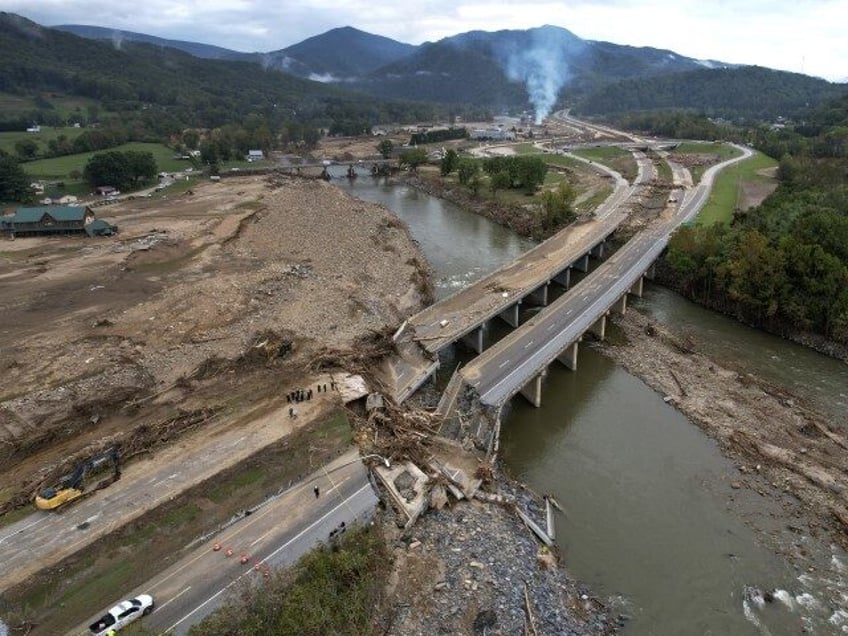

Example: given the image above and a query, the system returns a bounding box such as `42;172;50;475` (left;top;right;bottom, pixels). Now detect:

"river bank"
602;307;848;550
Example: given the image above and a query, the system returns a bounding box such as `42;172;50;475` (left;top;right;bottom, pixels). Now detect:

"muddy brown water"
336;172;848;634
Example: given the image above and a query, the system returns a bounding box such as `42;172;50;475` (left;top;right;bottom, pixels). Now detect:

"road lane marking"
165;483;373;634
0;514;50;544
148;459;357;592
322;467;354;516
157;586;192;611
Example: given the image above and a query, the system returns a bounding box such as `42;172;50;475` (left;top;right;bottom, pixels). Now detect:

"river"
334;170;848;635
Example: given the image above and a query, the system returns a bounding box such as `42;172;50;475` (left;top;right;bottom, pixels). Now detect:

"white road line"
164;483;372;634
0;513;53;544
157;586;192;611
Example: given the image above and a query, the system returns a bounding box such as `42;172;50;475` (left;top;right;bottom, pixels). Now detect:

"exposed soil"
0;175;429;515
603;308;848;549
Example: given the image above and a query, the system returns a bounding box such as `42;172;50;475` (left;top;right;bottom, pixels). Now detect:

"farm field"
22;142;189;179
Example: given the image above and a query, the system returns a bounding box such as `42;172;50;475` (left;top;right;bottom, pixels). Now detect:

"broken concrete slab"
374;461;429;528
333;372;369;403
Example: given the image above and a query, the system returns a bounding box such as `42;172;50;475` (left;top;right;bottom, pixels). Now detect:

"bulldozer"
35;446;121;511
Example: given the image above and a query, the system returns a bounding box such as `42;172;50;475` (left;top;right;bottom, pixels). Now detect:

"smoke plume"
500;27;580;124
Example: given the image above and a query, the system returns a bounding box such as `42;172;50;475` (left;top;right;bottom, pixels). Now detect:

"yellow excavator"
35;446;121;510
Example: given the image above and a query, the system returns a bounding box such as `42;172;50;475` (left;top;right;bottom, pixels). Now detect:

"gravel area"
382;470;617;635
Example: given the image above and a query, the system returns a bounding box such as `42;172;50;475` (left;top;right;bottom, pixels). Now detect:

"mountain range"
53;21;846;122
1;15;837;124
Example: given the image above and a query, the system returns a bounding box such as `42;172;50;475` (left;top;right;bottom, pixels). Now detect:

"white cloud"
3;0;846;80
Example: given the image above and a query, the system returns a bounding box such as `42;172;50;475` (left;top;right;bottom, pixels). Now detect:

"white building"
246;150;264;162
469;128;515;141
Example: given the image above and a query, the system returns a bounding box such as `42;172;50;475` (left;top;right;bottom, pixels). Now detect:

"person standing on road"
314;485;320;498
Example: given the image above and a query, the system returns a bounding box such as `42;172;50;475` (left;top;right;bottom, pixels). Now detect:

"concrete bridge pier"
589;314;607;340
629;276;644;298
557;341;579;371
591;241;605;259
460;323;486;354
614;294;627;315
527;282;549;306
644;263;657;280
552;268;571;290
519;370;546;407
498;302;521;328
572;253;590;273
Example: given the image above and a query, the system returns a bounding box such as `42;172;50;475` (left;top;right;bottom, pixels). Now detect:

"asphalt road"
69;449;378;636
461;224;667;405
0;399;334;594
461;144;753;406
405;158;639;355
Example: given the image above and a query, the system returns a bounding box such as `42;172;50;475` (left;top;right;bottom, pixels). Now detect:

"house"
1;206;95;237
57;195;78;205
30;182;45;194
26;124;41;133
95;186;119;197
245;150;264;162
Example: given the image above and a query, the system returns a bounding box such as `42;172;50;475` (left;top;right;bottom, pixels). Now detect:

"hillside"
349;25;732;118
277;26;415;80
53;24;253;61
576;65;846;121
0;13;437;132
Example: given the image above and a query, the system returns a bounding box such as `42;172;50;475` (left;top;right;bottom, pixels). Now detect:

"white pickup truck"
88;595;154;634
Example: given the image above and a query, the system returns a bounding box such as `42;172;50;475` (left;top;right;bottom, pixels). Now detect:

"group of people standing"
286;380;339;418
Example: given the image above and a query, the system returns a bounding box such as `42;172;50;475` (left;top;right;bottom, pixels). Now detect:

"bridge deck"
406;172;640;355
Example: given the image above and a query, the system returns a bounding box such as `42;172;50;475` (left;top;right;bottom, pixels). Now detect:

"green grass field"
22;142;188;179
0;126;86;156
696;151;778;226
572;146;639;182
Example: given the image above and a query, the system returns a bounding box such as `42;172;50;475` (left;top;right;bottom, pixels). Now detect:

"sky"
4;0;846;81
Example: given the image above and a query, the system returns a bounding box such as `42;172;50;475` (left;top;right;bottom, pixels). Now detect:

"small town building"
469;127;515;141
245;150;264;162
26;124;41;133
57;195;78;205
96;186;118;197
1;206;95;237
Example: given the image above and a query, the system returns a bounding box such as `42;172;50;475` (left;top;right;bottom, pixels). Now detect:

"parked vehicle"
88;594;154;634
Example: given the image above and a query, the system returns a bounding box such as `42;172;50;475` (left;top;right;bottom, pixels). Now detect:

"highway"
405;150;651;356
460;144;753;406
0;398;335;595
70;449;378;636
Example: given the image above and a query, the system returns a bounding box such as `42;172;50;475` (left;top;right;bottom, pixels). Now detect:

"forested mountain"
55;24;416;83
53;24;253;61
50;19;846;123
276;27;416;80
351;25;725;111
0;13;439;134
576;66;846;121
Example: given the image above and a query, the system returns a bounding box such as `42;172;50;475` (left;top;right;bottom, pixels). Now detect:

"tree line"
660;94;848;345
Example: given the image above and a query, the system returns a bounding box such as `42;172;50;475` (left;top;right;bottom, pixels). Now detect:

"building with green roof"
1;206;95;237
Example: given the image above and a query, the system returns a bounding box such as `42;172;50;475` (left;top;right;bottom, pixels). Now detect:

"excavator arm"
35;446;121;511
